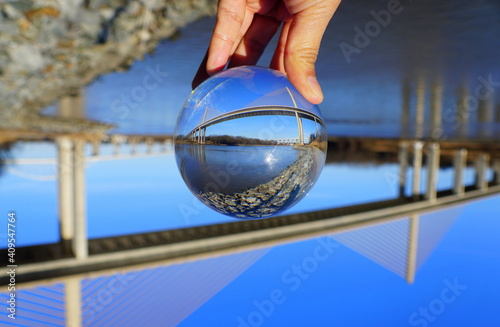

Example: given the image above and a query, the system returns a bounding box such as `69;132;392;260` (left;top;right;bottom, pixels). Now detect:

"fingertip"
206;51;228;75
306;76;324;104
286;68;324;105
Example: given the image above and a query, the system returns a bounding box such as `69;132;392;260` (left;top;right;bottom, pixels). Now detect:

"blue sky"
179;196;500;326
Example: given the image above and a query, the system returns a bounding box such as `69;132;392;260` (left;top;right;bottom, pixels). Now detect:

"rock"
125;2;142;16
2;4;23;19
77;9;103;41
7;44;45;73
37;18;65;46
56;0;82;20
0;21;18;37
99;7;115;20
140;0;165;11
0;0;218;125
25;6;60;22
193;148;316;217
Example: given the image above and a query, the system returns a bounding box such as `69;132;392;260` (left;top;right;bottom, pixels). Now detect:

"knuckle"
218;6;244;25
286;47;318;64
212;31;235;47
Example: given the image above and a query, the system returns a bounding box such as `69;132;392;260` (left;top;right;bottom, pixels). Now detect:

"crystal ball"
174;66;327;219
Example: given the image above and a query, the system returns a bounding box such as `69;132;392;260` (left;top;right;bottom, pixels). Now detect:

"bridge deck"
186;106;323;138
2;183;499;285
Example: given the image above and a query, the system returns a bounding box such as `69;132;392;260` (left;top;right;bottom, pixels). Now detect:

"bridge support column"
112;135;121;156
406;213;419;284
65;276;82;327
453;149;467;197
412;141;423;199
146;138;154;154
425;143;440;202
74;139;88;259
475;153;490;192
91;140;100;156
296;112;304;145
398;141;409;197
57;137;88;259
58;89;85;118
57;136;75;252
129;137;138;154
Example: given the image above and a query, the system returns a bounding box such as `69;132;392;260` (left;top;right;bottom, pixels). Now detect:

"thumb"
284;0;340;104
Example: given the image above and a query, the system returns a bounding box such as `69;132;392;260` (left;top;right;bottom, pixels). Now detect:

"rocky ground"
0;0;216;131
198;147;320;218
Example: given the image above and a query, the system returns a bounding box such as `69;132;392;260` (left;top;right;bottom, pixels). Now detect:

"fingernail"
207;52;227;75
307;76;324;103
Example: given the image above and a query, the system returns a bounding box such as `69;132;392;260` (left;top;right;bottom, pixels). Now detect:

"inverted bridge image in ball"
174;66;327;219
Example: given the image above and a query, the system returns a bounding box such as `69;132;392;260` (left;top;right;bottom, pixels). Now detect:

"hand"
192;0;341;104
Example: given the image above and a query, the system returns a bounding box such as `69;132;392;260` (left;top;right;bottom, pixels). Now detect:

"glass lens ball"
174;66;327;219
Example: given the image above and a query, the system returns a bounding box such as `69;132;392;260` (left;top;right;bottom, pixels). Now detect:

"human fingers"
284;0;341;104
228;14;281;68
193;1;254;88
270;20;290;73
206;0;247;75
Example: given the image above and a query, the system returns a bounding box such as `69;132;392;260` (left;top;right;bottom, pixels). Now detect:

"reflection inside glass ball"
174;66;327;219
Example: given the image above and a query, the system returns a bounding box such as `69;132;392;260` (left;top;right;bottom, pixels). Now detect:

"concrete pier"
425;143;440;202
73;139;88;259
65;277;82;327
57;137;75;248
453;149;467;196
58;91;85;119
398;142;409;197
146;138;155;154
412;141;423;198
56;137;88;258
91;140;100;156
295;111;304;145
475;153;490;192
129;137;138;155
112;135;122;156
406;213;419;284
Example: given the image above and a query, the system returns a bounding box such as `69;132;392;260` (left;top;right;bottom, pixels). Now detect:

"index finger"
207;0;247;74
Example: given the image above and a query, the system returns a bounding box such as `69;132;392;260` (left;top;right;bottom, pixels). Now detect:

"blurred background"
0;0;499;326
